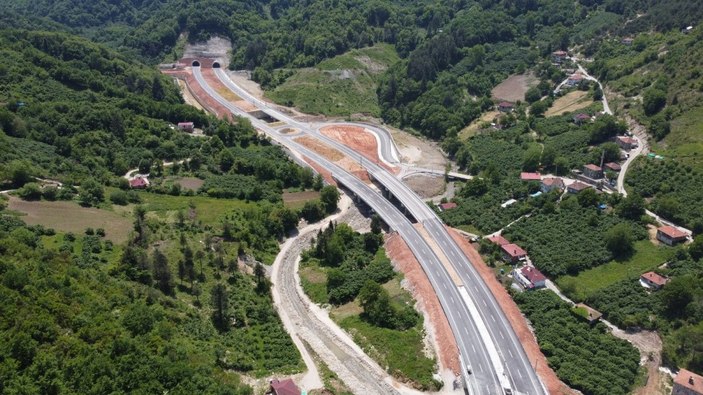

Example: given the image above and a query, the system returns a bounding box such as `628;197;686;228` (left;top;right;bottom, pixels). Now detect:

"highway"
199;65;547;394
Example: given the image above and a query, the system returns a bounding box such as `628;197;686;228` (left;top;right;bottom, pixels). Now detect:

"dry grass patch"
282;190;320;209
7;196;132;243
331;300;363;320
546;90;592;117
294;136;345;161
491;73;539;102
459;110;500;140
174;177;204;191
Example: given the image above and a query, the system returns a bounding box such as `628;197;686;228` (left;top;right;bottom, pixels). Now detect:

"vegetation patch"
545;90;593;117
283;190;321;210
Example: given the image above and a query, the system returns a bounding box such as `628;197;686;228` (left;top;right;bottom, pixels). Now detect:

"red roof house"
573;113;591;124
177;122;194;132
488;234;510;246
268;379;300;395
501;243;527;263
520;172;542;181
567;181;592;194
552;50;568;63
673;369;703;395
515;265;546;289
129;177;149;189
604;162;622;172
566;73;584;86
540;177;565;193
640;271;669;290
583;164;603;179
498;101;515;112
656;226;688;246
438;202;458;211
617;136;637;150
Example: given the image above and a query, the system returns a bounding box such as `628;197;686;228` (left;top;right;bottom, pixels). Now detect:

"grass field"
491;73;539;102
267;44;399;117
283;190;320;210
459;111;500;140
172;177;205;191
556;240;673;300
545;90;593;117
137;192;252;226
7;196;132;243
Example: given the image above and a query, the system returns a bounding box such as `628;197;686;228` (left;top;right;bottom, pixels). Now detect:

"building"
673;369;703;395
566;73;584;87
177;121;195;132
498;102;514;112
552;50;568;63
574;303;603;324
514;265;546;289
540;177;565;193
268;379;301;395
640;271;669;290
583;164;603;179
438;202;458;212
488;234;510;246
129;176;149;189
604;162;622;172
501;243;527;263
520;172;542;181
567;181;592;194
617;136;637;150
622;37;634;45
657;225;688;246
573;113;591;125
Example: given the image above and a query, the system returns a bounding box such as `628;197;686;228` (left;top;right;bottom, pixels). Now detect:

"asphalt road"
197;66;536;394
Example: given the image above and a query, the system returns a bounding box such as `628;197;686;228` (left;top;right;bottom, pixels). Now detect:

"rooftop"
520;266;546;284
674;369;703;394
605;162;622;171
488;234;510;246
584;164;602;171
569;73;584;81
498;101;514;107
502;243;527;258
568;181;591;191
640;271;668;287
617;136;636;144
575;303;603;322
520;172;542;181
270;379;300;395
658;225;688;239
541;177;564;187
439;202;458;211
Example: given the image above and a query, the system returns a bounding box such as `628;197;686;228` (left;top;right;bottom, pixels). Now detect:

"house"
129;176;149;189
514;265;546;289
673;369;703;395
583;164;603;179
574;303;603;324
540;177;565;193
177;121;195;132
488;234;510;246
498;101;514;112
567;181;592;194
617;136;637;150
573;113;591;125
520;172;542;182
604;162;622;172
268;379;300;395
640;271;669;290
501;243;527;263
438;202;458;212
552;50;568;63
566;73;584;87
657;225;688;246
622;37;634;45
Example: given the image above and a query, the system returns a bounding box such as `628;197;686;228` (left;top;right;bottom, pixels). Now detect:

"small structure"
640;271;669;290
500;199;517;208
177;122;195;132
552;50;568;63
567;181;592;194
657;225;688;246
622;37;634;45
566;73;584;87
541;177;565;193
498;101;515;112
673;369;703;395
488;234;510;246
573;113;591;125
501;243;527;263
438;202;458;212
520;172;542;182
682;26;694;35
604;162;622;172
583;164;603;179
574;303;602;324
617;136;637;150
129;176;149;189
268;379;301;395
514;265;546;289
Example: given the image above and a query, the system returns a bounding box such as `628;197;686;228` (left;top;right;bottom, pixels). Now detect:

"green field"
137;191;253;225
557;240;673;300
267;44;399;117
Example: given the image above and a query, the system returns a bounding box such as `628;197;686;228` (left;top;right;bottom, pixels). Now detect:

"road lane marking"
509;349;514;359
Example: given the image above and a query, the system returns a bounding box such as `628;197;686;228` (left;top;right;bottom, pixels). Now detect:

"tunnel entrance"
212;61;221;68
192;60;200;67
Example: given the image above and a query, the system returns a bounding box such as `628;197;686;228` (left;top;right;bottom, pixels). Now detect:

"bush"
17;182;42;200
110;190;129;205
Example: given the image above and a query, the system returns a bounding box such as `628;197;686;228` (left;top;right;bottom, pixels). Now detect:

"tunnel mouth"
192;60;200;67
212;61;221;68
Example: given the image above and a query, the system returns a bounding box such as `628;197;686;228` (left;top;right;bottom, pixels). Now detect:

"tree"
577;188;599;207
78;178;104;207
17;182;42;200
320;185;340;214
358;280;396;329
525;86;541;103
522;146;542;172
301;200;325;223
152;249;174;296
643;88;666;116
4;160;33;187
605;223;634;259
689;235;703;262
617;194;645;220
312;174;324;191
110;190;129;205
530;100;549;117
211;283;229;331
371;214;383;235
